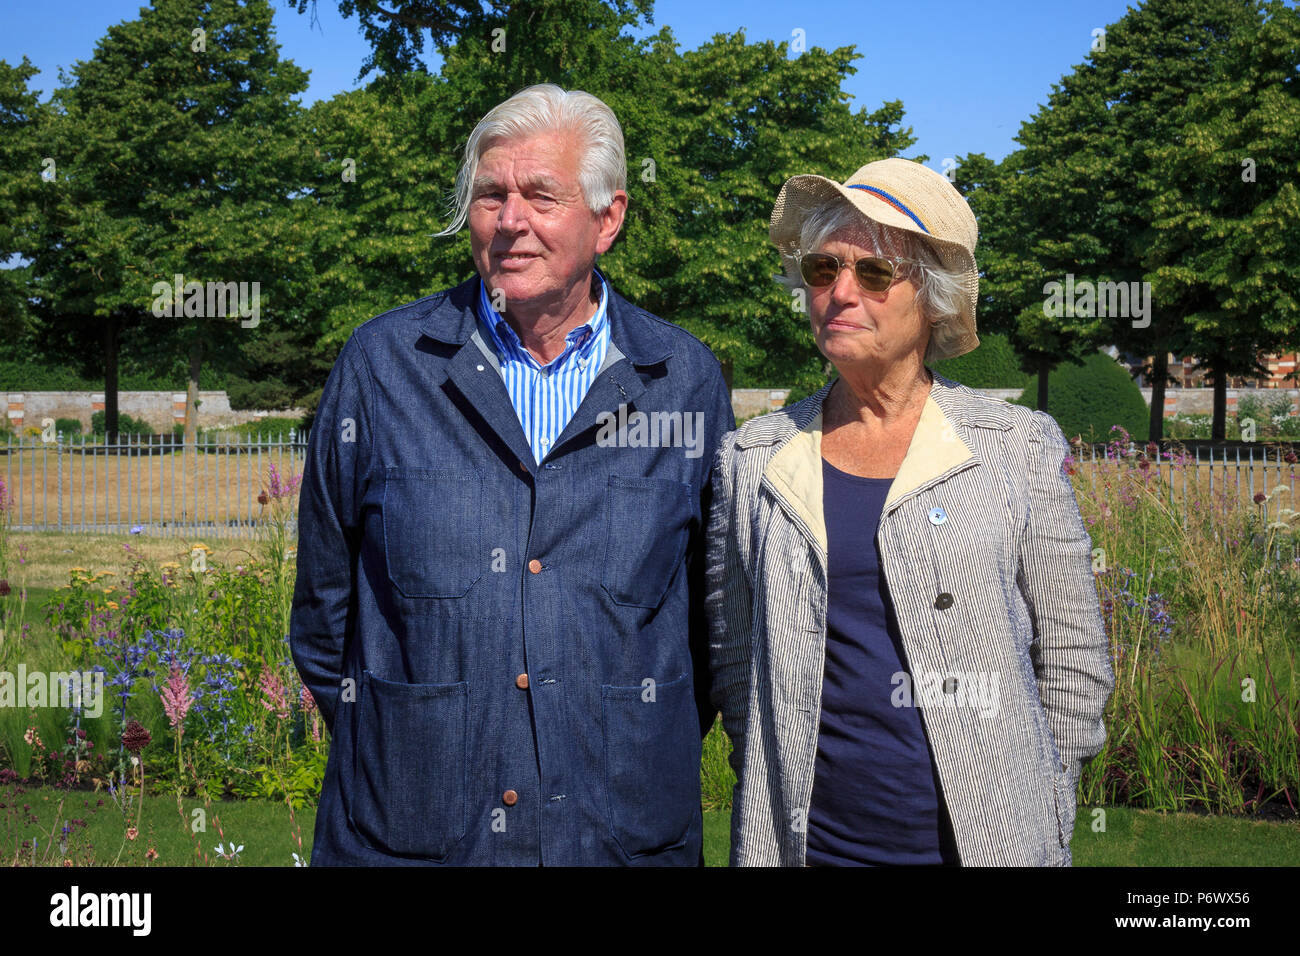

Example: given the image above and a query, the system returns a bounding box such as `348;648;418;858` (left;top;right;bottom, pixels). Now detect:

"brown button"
518;460;529;473
528;558;542;574
502;789;518;806
515;673;529;690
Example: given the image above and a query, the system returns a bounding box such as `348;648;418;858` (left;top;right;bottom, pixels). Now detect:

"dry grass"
0;444;304;534
8;530;272;590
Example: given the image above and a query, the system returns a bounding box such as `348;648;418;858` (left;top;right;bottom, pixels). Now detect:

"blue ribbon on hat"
848;184;931;234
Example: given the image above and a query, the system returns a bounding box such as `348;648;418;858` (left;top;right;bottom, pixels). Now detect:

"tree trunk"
185;331;203;447
1036;356;1051;411
1148;349;1168;442
1211;352;1227;441
104;315;119;445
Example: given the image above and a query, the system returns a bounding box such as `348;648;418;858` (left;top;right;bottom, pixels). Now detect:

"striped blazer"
705;370;1115;866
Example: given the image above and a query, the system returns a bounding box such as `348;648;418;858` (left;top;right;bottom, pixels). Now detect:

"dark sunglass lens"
855;258;894;291
800;254;840;286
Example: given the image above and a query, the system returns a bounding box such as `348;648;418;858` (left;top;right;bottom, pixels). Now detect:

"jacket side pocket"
349;670;468;861
1051;766;1079;851
602;671;699;858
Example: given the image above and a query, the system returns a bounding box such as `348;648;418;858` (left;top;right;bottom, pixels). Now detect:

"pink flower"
160;666;193;731
301;685;322;741
259;670;291;720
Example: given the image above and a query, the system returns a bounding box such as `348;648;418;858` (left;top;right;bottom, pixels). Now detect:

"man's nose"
497;192;530;233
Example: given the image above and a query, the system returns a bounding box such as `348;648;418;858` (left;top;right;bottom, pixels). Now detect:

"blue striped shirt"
475;273;610;464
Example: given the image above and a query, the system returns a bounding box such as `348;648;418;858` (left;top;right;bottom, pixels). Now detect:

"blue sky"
2;0;1143;164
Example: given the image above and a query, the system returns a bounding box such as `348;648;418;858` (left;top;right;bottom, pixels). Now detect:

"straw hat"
770;157;980;361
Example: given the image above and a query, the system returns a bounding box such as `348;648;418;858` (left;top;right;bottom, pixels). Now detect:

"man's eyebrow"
471;173;563;193
521;173;563;192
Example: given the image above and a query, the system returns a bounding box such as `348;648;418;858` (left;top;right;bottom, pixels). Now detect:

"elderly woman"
705;158;1115;867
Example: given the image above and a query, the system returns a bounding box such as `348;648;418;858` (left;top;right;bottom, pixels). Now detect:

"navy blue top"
804;458;960;866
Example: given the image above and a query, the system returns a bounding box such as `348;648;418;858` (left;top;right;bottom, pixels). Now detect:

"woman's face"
805;226;929;374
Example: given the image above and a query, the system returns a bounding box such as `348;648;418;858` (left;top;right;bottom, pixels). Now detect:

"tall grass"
1074;430;1299;816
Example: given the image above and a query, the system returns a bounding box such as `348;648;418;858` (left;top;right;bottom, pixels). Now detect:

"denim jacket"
290;273;734;866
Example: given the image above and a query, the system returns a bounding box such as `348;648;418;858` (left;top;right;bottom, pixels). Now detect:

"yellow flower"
106;601;119;610
102;587;115;595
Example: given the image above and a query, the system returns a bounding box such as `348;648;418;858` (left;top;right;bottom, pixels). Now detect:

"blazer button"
943;676;959;694
929;506;948;525
528;559;542;574
515;673;529;690
518;460;529;473
502;789;519;806
934;592;954;610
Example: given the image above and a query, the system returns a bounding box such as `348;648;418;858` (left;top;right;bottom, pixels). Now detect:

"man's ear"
594;190;628;254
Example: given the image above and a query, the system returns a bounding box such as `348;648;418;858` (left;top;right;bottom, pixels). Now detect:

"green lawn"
4;786;1296;866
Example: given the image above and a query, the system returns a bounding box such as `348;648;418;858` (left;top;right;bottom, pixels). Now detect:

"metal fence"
3;430;1297;545
1072;441;1298;512
0;431;309;537
1071;441;1300;565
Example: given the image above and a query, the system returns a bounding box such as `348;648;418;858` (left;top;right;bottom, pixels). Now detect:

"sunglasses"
798;252;917;293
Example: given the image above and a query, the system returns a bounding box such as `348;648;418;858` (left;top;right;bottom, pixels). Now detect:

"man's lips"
494;251;540;262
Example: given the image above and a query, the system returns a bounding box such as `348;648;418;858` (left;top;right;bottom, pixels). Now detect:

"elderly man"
290;84;733;866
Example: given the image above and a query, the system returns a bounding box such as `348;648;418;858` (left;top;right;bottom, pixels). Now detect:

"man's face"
468;130;624;317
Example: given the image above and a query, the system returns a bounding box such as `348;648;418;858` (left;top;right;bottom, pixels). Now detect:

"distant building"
1120;351;1299;390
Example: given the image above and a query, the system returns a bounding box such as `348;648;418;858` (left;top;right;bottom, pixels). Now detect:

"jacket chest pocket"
382;469;485;598
602;475;693;608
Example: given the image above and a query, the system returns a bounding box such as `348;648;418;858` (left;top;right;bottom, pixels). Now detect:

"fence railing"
1071;441;1300;565
0;431;309;537
3;431;1297;547
1072;441;1298;512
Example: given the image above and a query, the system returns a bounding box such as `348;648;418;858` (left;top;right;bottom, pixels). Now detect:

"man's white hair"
435;84;626;237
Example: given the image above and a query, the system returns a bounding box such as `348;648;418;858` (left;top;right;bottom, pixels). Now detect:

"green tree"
1142;0;1300;439
0;58;45;343
10;0;314;441
975;0;1279;436
302;5;915;403
293;0;655;79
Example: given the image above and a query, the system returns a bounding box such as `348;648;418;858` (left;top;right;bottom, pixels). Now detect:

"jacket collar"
758;370;1010;552
416;268;673;367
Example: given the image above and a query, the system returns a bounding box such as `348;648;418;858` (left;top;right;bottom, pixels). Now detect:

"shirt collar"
476;272;608;364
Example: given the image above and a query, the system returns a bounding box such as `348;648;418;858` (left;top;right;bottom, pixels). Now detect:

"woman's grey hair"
435;84;627;237
776;200;968;364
